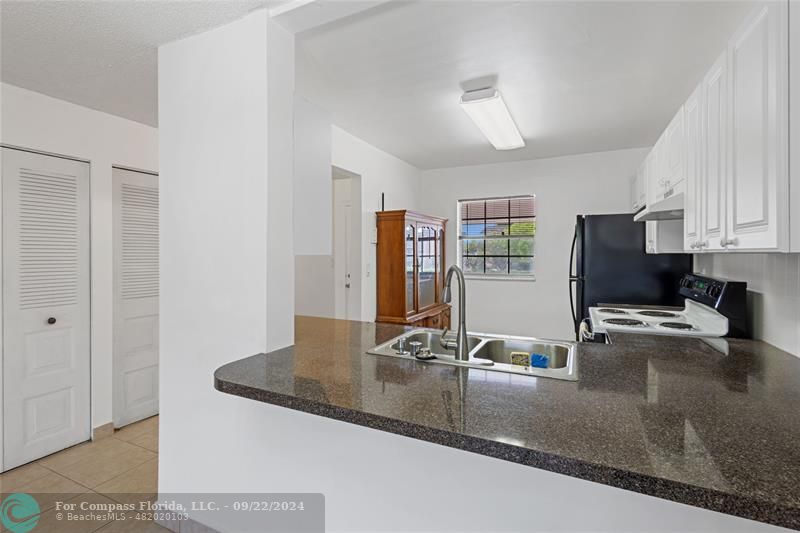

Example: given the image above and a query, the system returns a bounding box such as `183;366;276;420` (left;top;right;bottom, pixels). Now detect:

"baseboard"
92;422;114;440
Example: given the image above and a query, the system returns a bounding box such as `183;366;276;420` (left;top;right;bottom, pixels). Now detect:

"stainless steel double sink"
367;328;578;381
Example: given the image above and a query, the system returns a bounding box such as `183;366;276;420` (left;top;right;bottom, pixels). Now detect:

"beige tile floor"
0;415;167;532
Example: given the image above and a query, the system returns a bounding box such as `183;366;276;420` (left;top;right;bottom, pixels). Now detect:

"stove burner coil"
658;322;695;330
637;310;678;318
603;318;647;327
598;308;628;314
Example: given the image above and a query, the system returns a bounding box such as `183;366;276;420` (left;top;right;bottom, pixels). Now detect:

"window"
458;196;536;278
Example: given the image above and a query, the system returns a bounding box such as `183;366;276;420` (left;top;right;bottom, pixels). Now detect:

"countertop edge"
213;361;799;531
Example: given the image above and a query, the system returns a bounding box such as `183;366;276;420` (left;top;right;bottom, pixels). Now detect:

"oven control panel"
679;274;748;337
680;274;726;305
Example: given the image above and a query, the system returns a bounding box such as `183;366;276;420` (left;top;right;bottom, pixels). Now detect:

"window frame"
456;195;536;281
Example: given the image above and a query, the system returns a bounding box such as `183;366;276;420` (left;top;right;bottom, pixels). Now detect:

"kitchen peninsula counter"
215;316;800;530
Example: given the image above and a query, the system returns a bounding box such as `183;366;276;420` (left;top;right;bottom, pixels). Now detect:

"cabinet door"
702;52;728;251
637;164;646;208
647;220;685;254
645;149;661;206
645;221;657;254
684;85;703;251
725;1;789;251
437;226;445;296
792;0;800;252
417;225;437;310
664;106;687;192
405;224;416;315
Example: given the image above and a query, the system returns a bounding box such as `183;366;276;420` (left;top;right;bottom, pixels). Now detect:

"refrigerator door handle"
569;228;578;279
569;278;578;335
569;228;579;334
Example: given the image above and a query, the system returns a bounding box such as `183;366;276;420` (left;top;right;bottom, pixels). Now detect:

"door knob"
47;317;56;325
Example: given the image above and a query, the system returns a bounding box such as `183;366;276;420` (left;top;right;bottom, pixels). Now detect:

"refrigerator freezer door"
578;214;691;324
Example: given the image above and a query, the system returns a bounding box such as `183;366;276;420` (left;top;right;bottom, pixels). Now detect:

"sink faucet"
440;265;469;361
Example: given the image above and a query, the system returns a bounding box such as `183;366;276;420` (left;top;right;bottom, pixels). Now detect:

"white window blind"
458;195;536;277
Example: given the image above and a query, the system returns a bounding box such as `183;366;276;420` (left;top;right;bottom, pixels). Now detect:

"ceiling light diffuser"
459;88;525;150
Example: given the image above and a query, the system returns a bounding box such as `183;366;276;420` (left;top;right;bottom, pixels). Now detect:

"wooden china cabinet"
375;210;450;329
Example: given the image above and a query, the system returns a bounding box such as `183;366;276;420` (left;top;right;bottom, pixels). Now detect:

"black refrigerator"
569;214;693;340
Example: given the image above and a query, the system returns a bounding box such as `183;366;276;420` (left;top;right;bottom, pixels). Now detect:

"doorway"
112;166;159;428
1;146;91;471
332;166;361;321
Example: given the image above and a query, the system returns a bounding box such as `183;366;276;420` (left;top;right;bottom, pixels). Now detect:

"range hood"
633;192;684;222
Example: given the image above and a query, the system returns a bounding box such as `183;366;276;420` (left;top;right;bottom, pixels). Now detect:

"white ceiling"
0;1;284;127
296;1;754;169
2;1;754;168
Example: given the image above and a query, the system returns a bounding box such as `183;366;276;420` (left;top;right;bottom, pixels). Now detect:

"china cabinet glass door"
437;227;445;297
417;225;437;310
405;224;415;314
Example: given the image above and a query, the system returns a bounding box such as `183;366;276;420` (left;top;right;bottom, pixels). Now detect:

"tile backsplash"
694;253;800;357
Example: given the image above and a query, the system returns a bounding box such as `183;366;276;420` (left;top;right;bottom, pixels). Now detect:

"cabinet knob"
689;241;698;249
47;317;56;325
720;237;738;248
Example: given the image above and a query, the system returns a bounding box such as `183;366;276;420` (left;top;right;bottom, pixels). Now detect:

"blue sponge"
530;354;549;368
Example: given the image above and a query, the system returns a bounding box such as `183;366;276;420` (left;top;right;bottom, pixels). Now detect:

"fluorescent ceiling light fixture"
459;88;525;150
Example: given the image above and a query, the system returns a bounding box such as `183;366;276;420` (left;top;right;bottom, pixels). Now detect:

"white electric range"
583;274;748;341
589;299;727;337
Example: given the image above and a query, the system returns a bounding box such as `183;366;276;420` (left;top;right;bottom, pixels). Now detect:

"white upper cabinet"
637;164;646;209
663;107;687;193
659;1;791;254
646;135;665;206
630;163;646;212
724;1;789;251
646;220;685;254
683;84;703;251
701;52;728;252
646;107;686;207
792;0;800;252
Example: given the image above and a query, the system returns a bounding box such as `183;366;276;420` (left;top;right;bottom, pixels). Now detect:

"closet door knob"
47;317;56;325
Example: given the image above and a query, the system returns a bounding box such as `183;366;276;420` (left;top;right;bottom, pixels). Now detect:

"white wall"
419;148;650;341
158;6;279;495
294;255;335;318
0;83;158;430
294;125;422;322
695;254;800;356
293;96;331;256
266;18;296;351
182;396;786;533
331;125;421;322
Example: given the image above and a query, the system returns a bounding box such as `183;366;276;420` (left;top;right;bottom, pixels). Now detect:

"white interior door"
112;167;159;427
2;147;91;470
333;178;351;320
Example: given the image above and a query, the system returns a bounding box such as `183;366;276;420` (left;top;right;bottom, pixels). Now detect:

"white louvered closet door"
2;147;91;471
112;167;159;427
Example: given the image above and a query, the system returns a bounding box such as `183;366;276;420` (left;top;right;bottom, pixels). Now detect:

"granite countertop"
214;316;800;530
